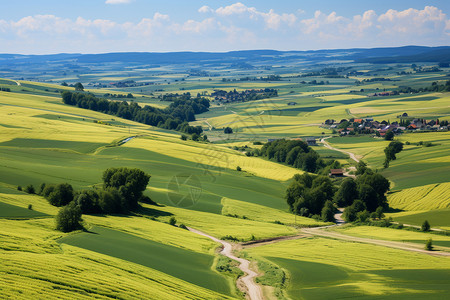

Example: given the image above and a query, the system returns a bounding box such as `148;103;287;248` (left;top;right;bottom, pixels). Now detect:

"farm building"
306;138;317;146
329;169;344;177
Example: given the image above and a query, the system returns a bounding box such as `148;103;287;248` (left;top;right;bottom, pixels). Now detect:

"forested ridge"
61;91;209;134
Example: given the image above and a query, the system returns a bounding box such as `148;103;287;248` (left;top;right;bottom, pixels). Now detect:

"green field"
246;237;450;299
332;225;450;248
58;226;232;295
0;201;48;218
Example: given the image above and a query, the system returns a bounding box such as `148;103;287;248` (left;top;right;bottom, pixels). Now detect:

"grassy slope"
246;237;450;299
0;219;233;300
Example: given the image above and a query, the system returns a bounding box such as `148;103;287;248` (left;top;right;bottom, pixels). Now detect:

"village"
322;113;449;137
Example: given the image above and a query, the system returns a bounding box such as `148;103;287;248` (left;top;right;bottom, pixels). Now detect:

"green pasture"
58;226;232;295
389;209;450;230
0;201;48;218
246;237;450;300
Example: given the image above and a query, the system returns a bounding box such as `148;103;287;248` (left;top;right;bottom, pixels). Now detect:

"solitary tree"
425;238;433;251
224;127;233;134
421;220;430;232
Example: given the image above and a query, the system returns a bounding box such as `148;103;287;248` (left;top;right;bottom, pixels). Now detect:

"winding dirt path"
321;136;360;163
188;227;263;300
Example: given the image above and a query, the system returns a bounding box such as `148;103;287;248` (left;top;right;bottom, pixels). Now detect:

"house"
329;169;344;177
306;138;317;146
354;119;363;123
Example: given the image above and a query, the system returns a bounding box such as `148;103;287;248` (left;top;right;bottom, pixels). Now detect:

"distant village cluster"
323;113;449;137
211;88;278;103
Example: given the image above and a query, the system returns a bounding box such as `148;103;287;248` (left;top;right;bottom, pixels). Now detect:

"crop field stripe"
58;226;232;295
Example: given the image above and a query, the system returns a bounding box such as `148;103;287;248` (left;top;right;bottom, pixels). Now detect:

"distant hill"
0;46;449;69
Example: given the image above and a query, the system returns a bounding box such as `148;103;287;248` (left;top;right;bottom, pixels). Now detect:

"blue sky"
0;0;449;54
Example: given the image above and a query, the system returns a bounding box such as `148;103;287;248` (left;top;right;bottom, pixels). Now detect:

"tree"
385;130;394;140
334;177;357;207
358;184;378;211
425;238;433;251
285;181;305;210
46;183;74;207
421;220;430;232
181;134;187;141
61;82;68;86
355;161;368;175
236;166;242;171
343;200;366;222
74;82;84;91
224;127;233;134
375;206;385;219
169;217;177;226
55;202;83;232
102;167;150;210
75;190;101;214
321;200;335;222
25;184;35;194
356;173;390;211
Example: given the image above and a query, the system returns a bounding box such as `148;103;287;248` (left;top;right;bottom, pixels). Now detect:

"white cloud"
213;2;296;30
0;5;449;53
105;0;132;4
215;2;250;16
377;6;447;36
198;6;212;14
173;18;216;34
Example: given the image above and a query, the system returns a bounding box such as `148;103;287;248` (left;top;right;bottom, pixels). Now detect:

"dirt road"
321;137;360;163
302;226;450;257
188;227;263;300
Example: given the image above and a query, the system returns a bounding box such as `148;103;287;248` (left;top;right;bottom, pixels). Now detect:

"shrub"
17;186;22;191
181;134;187;141
421;220;430;232
27;204;33;210
236;166;242;171
425;238;433;251
221;235;239;241
25;184;35;194
55;202;83;232
179;224;188;230
169;217;177;226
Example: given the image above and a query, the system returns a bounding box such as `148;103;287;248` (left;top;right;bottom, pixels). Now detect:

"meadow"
246;237;450;299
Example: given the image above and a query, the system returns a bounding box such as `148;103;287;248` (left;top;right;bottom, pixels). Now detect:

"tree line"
34;168;151;232
61;91;208;134
257;139;340;174
285;161;390;223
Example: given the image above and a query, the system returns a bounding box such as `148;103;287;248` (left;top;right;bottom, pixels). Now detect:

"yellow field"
151;203;298;241
124;137;299;181
0;89;298;181
221;198;329;226
388;183;450;211
0;219;231;300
